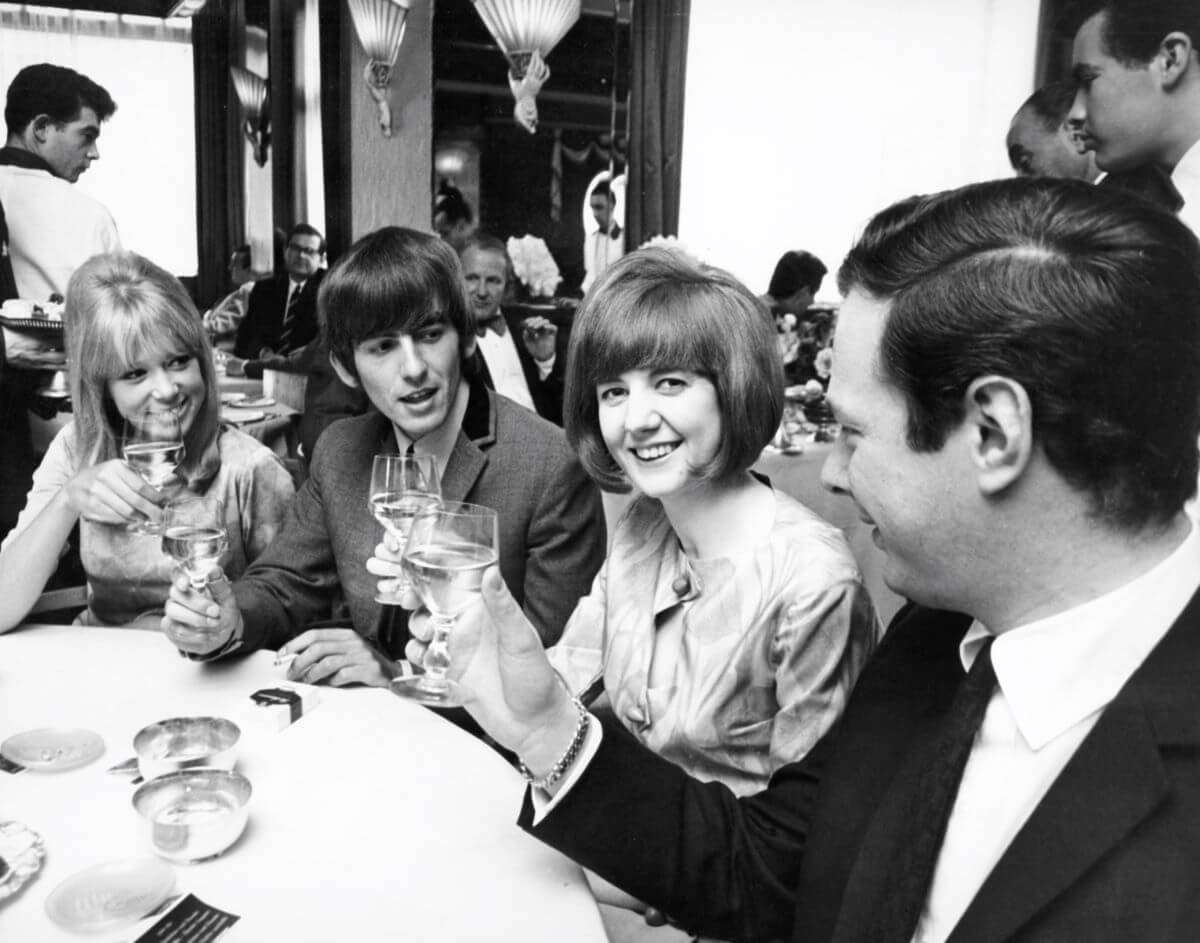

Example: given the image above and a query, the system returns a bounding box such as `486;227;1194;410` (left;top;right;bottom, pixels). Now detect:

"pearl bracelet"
518;697;590;792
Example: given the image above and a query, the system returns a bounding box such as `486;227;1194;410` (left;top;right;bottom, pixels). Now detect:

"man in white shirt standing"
405;177;1200;942
459;233;566;426
0;63;120;300
581;179;624;294
1068;0;1200;233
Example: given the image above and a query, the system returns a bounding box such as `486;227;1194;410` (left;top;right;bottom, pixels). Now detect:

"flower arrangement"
774;305;836;388
506;235;562;300
637;234;703;267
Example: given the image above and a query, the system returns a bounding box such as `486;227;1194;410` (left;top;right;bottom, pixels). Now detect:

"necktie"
476;316;507;338
866;637;997;943
278;281;303;351
376;439;418;654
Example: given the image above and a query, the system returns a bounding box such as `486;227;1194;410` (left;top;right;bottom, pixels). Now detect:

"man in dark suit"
459;233;568;426
231;223;325;360
161;227;606;688
405;178;1200;941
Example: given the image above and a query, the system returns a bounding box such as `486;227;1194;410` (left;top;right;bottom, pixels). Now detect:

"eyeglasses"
287;243;322;257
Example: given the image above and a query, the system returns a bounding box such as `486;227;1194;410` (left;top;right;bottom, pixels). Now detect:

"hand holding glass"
122;413;184;535
162;500;229;592
392;502;498;707
369;453;441;604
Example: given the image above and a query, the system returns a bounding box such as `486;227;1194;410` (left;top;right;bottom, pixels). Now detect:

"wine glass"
368;453;442;604
161;499;230;592
392;502;499;707
122;412;184;535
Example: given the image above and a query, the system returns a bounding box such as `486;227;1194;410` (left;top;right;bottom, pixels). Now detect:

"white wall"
677;0;1040;296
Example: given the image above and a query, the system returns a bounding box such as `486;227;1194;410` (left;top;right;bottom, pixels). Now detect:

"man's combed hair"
1094;0;1200;65
319;227;474;379
839;176;1200;531
1020;81;1079;132
5;63;116;135
565;248;783;492
768;250;827;300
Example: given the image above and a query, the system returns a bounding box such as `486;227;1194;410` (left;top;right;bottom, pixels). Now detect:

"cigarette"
274;652;297;668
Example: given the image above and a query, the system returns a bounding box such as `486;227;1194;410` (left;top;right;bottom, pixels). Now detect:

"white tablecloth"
0;625;606;942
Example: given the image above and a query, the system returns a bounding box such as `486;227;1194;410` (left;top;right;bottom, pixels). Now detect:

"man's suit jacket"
473;307;569;426
232;270;323;360
525;591;1200;942
232;379;606;652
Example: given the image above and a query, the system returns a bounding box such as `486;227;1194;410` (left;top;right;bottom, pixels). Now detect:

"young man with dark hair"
0;62;119;298
406;178;1200;941
582;179;624;293
1069;0;1200;231
162;227;605;689
763;249;828;315
433;181;476;252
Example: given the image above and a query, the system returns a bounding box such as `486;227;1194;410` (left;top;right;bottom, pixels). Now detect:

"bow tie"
476;317;507;338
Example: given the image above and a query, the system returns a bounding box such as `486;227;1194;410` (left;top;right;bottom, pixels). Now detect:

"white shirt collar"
391;379;470;483
1172;137;1200;191
961;521;1200;750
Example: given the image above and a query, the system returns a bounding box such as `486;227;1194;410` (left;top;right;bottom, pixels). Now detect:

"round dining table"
0;624;607;942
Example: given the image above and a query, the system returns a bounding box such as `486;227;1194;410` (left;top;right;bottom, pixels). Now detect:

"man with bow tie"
460;233;568;426
1069;0;1200;234
582;179;625;294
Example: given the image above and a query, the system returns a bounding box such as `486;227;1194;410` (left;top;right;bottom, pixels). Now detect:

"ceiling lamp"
472;0;581;133
230;66;270;167
347;0;411;137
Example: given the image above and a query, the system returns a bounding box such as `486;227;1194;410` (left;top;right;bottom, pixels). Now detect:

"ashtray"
0;820;45;901
45;858;175;932
0;727;105;772
133;716;239;781
132;769;252;863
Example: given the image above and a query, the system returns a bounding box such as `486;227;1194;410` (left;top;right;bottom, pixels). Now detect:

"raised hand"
64;458;166;527
161;569;242;655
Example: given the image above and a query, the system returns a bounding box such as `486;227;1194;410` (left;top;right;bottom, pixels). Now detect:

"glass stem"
422;615;454;690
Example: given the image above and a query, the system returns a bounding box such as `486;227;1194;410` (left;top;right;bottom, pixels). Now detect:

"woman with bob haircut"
0;251;295;631
543;247;879;796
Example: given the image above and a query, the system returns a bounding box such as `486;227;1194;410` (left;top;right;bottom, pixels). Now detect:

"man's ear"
329;351;359;389
963;375;1033;497
30;114;56;143
1158;31;1194;89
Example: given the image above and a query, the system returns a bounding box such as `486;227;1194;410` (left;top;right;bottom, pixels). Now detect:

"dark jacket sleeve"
522;715;830;941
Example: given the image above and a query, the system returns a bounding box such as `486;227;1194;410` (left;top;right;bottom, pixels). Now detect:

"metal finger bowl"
133;716;240;782
131;768;252;863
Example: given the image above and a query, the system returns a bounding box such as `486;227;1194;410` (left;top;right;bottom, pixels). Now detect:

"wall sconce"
230;66;270;167
165;0;206;17
347;0;411;137
471;0;581;134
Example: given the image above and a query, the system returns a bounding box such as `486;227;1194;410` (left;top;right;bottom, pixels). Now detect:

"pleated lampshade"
230;66;268;120
348;0;412;66
472;0;581;77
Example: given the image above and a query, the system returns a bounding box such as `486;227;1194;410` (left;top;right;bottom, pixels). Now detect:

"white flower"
506;235;562;299
637;234;702;267
815;346;834;379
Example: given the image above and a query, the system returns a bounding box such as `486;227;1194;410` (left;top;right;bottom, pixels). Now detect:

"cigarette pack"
247;682;321;732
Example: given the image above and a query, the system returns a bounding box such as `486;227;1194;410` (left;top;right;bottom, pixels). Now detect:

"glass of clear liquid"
368;453;442;604
161;500;230;592
122;412;184;535
393;501;498;707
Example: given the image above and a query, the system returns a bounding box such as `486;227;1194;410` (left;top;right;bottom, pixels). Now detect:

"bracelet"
518;697;590;792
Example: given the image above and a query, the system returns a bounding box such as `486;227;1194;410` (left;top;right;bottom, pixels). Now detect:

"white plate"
0;727;105;772
238;396;275;408
45;858;175;932
221;408;267;424
220;392;246;405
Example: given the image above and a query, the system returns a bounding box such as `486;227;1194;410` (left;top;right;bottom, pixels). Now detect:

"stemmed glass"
161;499;230;592
369;453;442;604
392;502;498;707
122;412;184;534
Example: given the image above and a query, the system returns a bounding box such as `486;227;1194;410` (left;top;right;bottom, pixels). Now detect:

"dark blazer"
232;379;606;652
525;590;1200;942
232;269;324;360
473;307;569;426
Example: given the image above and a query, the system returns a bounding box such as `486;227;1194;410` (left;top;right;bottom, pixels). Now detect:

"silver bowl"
133;716;240;782
131;769;252;863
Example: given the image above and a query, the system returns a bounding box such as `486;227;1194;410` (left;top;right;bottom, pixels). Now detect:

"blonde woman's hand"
64;458;166;527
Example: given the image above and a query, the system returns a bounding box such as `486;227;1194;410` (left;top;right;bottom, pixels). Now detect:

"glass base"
389;674;466;708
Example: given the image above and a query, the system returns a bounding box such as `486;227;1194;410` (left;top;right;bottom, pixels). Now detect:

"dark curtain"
627;0;690;247
192;0;245;305
318;0;350;262
269;0;297;266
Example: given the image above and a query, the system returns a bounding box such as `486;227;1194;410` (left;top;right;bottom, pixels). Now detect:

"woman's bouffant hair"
565;248;784;493
65;251;220;481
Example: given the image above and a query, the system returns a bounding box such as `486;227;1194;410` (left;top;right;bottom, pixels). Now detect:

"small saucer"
221;408;267;424
237;396;275;408
0;727;105;772
45;858;175;932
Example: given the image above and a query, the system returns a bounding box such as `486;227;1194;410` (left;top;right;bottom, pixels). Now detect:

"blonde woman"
0;252;294;630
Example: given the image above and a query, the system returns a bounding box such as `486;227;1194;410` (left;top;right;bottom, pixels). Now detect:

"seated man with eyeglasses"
231;223;326;361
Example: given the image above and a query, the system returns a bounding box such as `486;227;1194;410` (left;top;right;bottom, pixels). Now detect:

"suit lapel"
946;589;1200;943
439;381;495;502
